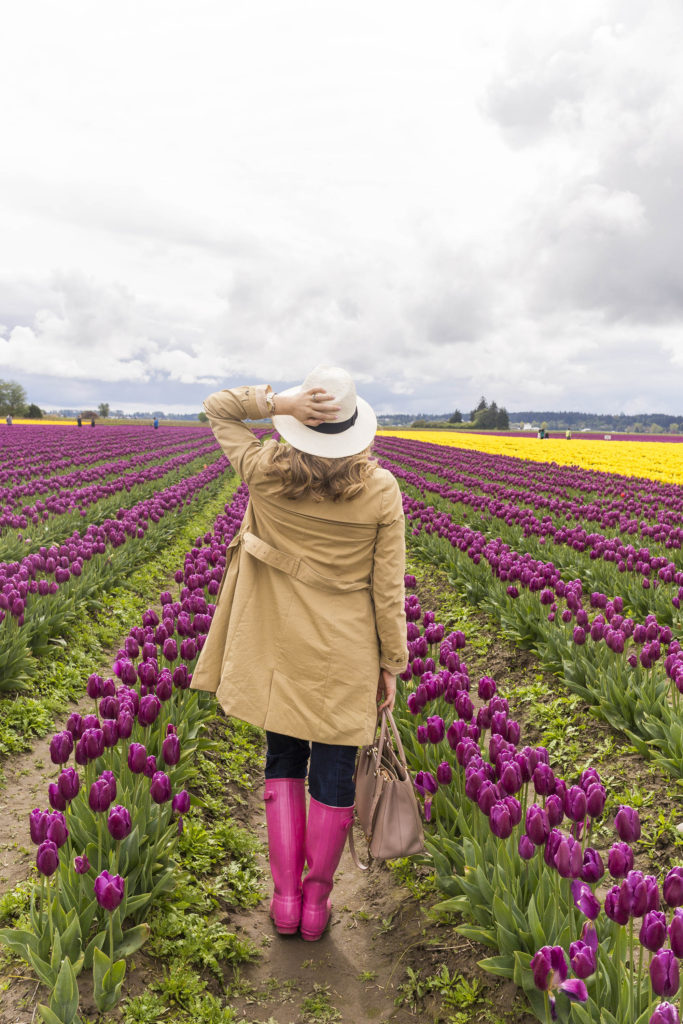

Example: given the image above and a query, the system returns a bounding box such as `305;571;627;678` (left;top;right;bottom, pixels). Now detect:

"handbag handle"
374;708;409;775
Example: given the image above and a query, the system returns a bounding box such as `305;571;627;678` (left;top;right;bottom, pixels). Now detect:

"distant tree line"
511;411;683;432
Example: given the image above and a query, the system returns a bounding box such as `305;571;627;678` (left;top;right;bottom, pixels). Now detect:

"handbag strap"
374;708;409;774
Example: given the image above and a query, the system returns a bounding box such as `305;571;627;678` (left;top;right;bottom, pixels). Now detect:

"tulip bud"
569;939;596;979
640;910;668;953
649;1003;681;1024
150;771;172;804
162;733;181;766
127;742;147;774
107;805;132;841
94;870;125;911
664;867;683;908
36;840;59;876
74;854;91;874
650;950;680;999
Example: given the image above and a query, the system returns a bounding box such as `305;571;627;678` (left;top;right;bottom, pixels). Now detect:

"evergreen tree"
449;409;462;423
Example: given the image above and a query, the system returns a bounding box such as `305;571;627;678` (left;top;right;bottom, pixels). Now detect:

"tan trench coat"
189;385;409;746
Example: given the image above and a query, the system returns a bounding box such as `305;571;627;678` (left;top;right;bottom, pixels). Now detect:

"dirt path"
0;693;93;895
224;793;532;1024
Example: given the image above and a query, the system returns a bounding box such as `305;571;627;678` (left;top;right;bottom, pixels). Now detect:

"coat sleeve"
372;475;409;674
203;386;271;483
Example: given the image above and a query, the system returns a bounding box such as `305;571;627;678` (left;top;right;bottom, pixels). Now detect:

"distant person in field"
90;417;95;427
153;417;159;429
566;429;572;440
77;415;82;427
5;414;12;426
191;366;408;941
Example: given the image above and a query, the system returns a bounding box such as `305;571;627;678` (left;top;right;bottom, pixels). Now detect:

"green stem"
109;912;115;962
47;876;54;947
97;814;103;873
543;990;551;1024
628;917;635;1024
637;939;644;1018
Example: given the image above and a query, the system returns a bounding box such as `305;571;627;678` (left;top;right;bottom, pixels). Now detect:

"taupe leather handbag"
349;709;426;870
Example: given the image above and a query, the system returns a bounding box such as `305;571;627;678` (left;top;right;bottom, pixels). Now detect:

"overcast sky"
1;0;683;415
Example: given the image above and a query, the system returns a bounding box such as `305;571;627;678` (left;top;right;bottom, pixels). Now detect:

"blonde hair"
267;444;374;502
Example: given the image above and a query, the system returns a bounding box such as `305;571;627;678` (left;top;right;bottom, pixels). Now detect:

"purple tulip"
173;664;189;689
172;789;190;815
117;710;134;739
48;783;67;811
664;867;683;908
57;766;80;802
585;783;606;818
608;841;634;878
46;813;68;848
143;755;157;778
107;805;132;841
138;693;161;726
86;673;103;699
89;778;113;813
49;731;74;765
94;870;125;912
531;945;567;991
150;771;172;803
580;848;604;884
489;801;513;839
162;733;181;766
66;712;84;738
650;949;680;998
426;715;445;743
416;725;428;744
615;805;641;843
605;884;631;926
180;638;197;660
526;804;550;846
36;840;59;876
29;808;50;845
476;780;499;816
156;673;173;701
546;794;564;827
127;742;147;774
650;1003;681;1024
669;909;683;957
518;833;535;859
564;786;587;824
414;771;438;795
102;719;119;748
436;761;452;785
571;881;600;920
554;833;583;879
533;763;555;796
569;939;596;979
640;911;668;953
74;854;91;874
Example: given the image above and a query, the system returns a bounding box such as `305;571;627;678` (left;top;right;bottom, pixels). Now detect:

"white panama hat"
271;365;377;458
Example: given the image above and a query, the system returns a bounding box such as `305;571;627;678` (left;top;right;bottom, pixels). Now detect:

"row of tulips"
0;458;231;692
374;443;683;619
0;440;221;565
391;480;683;783
374;435;683;552
1;431;217;516
398;580;683;1024
0;477;250;1023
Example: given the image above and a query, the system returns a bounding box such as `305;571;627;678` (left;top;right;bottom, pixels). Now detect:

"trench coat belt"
241;531;371;593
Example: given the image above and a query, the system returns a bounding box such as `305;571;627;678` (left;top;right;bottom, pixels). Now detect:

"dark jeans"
265;731;357;807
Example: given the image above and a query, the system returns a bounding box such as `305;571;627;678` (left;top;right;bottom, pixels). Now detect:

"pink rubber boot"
300;797;354;941
264;778;307;934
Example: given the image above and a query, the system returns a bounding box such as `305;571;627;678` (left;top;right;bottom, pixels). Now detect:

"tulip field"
2;424;683;1024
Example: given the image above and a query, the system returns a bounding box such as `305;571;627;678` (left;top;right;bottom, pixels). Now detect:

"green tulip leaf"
37;1006;62;1024
82;929;107;971
0;927;39;961
115;923;150;958
50;956;79;1023
27;947;57;989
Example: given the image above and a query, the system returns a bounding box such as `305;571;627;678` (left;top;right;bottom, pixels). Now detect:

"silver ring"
313;393;320;402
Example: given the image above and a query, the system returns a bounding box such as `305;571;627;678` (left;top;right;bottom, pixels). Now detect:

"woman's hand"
376;668;396;713
274;388;340;426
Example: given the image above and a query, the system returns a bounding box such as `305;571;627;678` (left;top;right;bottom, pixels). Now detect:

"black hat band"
307;407;358;435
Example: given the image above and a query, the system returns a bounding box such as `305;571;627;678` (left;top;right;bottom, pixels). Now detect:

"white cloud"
1;0;683;414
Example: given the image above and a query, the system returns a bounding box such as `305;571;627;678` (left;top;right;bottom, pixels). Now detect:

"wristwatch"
265;387;277;416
